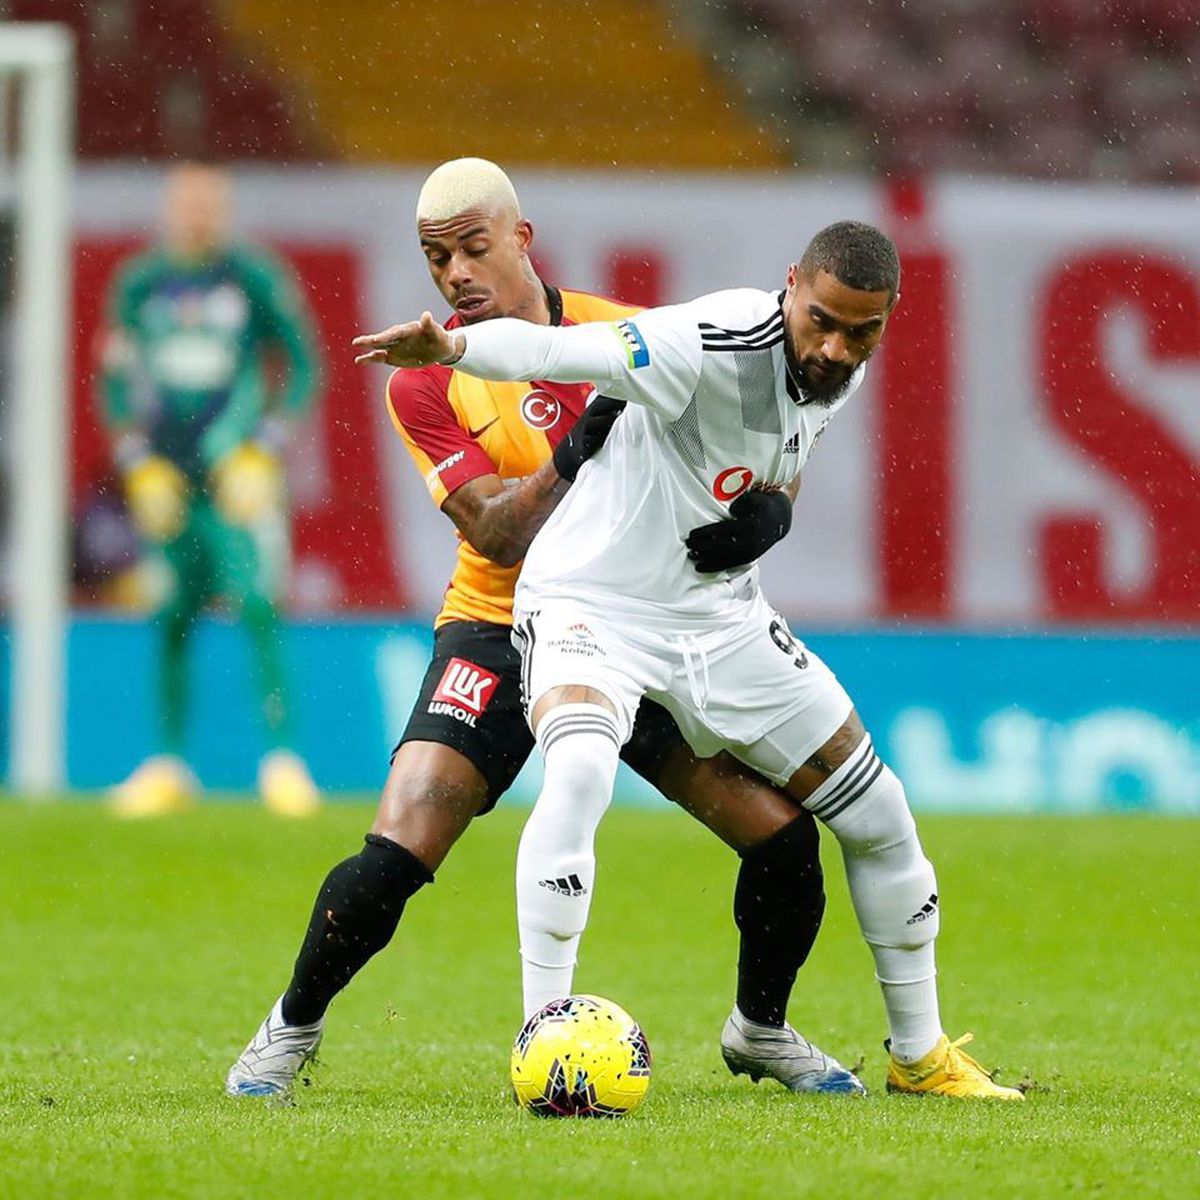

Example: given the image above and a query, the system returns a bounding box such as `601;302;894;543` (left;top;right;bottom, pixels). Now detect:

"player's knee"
516;705;620;939
736;812;825;930
825;762;919;856
372;748;491;867
372;779;483;864
536;704;622;813
740;810;823;884
521;769;605;865
835;769;940;953
541;749;613;813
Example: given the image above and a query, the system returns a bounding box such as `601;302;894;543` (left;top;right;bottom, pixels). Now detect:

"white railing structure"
0;23;74;793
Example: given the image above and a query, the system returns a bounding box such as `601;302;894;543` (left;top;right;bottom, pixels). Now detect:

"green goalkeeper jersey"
100;244;321;481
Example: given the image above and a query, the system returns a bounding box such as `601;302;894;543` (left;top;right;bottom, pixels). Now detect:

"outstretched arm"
355;308;700;422
355;311;623;379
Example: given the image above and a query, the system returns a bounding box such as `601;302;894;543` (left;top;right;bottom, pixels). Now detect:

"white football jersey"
453;287;864;630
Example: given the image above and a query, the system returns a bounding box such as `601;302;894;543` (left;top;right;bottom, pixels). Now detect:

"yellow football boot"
887;1033;1025;1100
108;755;199;818
258;750;320;818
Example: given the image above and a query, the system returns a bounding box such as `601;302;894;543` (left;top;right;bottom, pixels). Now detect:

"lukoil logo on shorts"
520;389;561;430
429;657;500;726
712;466;754;502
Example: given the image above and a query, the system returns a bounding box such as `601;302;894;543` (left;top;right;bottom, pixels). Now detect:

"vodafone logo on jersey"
712;466;754;502
429;657;500;726
520;390;561;431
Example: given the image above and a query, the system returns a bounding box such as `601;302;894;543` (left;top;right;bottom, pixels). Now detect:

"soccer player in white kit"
355;221;1023;1099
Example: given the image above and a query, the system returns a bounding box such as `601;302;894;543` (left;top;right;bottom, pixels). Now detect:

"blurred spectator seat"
727;0;1198;181
10;0;323;159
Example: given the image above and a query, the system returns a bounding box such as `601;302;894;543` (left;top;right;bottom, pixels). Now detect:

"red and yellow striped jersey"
386;286;639;628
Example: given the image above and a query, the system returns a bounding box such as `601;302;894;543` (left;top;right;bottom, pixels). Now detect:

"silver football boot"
225;997;324;1097
721;1006;867;1095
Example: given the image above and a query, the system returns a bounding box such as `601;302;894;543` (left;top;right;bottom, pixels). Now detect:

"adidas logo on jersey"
783;432;800;454
539;873;587;897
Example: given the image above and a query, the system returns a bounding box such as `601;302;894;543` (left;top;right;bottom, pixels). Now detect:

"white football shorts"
512;592;853;785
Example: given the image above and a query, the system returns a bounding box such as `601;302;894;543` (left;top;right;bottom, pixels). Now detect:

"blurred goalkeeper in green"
99;162;322;818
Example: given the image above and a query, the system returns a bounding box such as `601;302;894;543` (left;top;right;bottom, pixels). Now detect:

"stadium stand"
717;0;1199;181
222;0;785;167
11;0;1192;178
9;0;785;168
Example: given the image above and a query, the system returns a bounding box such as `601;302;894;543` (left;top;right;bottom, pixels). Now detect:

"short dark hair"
799;221;900;299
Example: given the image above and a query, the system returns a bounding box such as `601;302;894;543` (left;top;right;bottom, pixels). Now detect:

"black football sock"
733;813;825;1028
281;834;434;1026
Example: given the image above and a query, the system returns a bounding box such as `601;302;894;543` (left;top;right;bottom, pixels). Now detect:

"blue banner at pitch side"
5;618;1198;813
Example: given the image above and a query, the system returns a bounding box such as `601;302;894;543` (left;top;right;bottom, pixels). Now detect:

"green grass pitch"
1;801;1197;1198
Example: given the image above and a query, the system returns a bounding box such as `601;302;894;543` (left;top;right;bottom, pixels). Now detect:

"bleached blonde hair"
416;158;520;224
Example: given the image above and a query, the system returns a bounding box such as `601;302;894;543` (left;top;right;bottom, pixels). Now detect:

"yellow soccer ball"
510;995;651;1118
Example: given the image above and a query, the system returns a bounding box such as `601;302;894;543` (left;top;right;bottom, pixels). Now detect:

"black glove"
552;396;627;482
685;488;792;573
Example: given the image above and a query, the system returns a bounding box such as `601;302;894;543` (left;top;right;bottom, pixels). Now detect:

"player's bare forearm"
441;463;569;568
353;315;617;388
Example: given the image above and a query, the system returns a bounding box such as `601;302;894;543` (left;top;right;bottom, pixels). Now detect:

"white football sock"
877;973;942;1064
516;703;621;1020
806;737;944;1062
